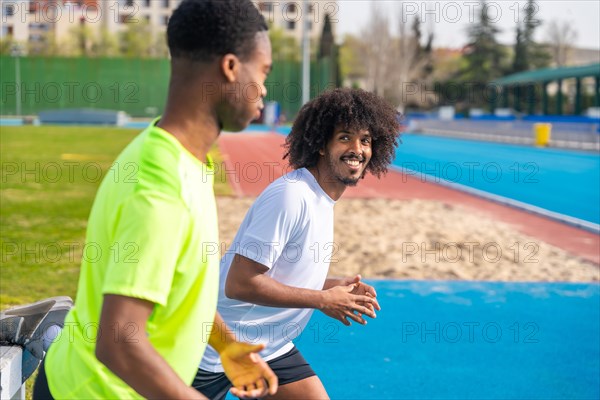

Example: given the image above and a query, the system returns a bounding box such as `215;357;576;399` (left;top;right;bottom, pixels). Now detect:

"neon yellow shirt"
45;121;219;398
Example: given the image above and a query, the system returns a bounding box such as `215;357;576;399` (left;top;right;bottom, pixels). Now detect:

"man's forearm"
208;312;236;353
226;255;328;309
100;335;205;399
97;295;205;399
227;273;327;309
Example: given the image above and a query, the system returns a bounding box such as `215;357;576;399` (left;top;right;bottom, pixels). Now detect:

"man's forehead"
254;31;272;59
335;127;371;135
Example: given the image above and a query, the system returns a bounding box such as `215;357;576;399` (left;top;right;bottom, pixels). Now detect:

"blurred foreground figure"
34;1;277;398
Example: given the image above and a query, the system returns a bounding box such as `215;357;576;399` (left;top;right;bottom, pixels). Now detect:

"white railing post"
0;346;25;400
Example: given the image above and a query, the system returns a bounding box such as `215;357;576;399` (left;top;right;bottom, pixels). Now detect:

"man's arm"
207;313;278;399
96;294;206;399
225;254;377;326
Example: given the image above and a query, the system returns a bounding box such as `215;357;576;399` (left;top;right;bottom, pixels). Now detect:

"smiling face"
219;31;272;132
319;127;373;187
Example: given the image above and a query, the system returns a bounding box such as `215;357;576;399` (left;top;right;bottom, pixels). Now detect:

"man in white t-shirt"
194;88;401;399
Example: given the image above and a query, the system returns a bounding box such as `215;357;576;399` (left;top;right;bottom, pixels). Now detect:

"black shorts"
32;359;55;400
193;346;315;400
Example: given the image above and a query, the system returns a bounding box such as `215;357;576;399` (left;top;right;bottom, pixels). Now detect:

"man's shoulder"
273;168;313;191
260;169;314;202
139;127;184;168
111;127;185;198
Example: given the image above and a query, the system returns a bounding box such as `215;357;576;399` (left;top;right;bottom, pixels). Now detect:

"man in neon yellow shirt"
33;0;276;398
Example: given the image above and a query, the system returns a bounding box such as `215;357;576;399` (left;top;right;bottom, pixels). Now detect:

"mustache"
341;154;365;162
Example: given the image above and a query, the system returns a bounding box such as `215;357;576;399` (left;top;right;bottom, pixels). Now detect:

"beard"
326;154;362;187
338;176;359;186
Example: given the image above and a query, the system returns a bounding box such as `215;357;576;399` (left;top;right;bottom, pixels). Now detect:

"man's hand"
220;342;278;399
319;284;377;326
341;274;381;312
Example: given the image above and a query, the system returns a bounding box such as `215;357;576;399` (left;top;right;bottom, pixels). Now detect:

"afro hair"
284;88;402;177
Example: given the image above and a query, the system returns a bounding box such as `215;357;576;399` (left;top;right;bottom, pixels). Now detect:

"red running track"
217;132;600;265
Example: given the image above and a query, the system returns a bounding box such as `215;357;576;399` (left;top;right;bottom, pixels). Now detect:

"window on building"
29;33;45;43
287;3;296;13
163;15;169;25
287;20;295;30
7;25;14;36
125;0;134;7
29;22;49;30
258;2;273;12
29;1;38;14
144;0;151;7
4;4;15;16
163;0;170;8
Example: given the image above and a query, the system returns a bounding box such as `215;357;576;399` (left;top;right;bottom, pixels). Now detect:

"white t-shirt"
200;168;336;372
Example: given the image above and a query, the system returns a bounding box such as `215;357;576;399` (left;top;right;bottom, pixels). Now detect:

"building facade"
1;0;336;53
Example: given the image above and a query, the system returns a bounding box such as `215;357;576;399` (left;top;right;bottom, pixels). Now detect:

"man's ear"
221;54;240;83
319;148;325;156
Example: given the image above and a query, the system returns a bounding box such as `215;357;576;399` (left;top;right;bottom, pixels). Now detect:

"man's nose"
350;138;363;153
260;83;267;99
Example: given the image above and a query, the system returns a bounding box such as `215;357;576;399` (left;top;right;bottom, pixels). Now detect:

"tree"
318;13;334;59
410;16;434;78
453;1;510;110
120;20;153;58
34;32;61;56
461;0;506;83
511;0;550;73
339;34;365;83
95;27;120;57
360;4;394;97
20;23;91;57
339;34;367;85
269;25;301;62
545;20;578;66
360;3;400;100
387;6;435;110
67;23;96;57
512;26;527;72
0;36;16;56
338;2;434;109
151;31;170;59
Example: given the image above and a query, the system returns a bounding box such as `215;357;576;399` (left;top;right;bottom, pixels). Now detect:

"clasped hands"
321;274;381;326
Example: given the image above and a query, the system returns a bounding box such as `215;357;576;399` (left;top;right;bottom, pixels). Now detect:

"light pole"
10;43;25;117
301;0;310;105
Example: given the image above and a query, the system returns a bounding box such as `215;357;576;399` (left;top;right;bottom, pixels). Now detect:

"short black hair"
284;88;402;177
167;0;268;62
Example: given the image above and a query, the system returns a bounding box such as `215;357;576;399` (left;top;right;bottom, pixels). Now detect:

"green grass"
1;126;232;309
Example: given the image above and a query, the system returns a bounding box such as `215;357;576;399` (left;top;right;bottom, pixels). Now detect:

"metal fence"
410;119;600;151
0;56;336;119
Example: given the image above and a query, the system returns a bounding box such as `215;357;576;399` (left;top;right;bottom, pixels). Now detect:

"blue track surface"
292;280;600;400
393;134;600;224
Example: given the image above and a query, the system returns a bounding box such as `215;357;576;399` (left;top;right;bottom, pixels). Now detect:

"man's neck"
157;111;219;164
306;166;346;201
159;60;222;163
